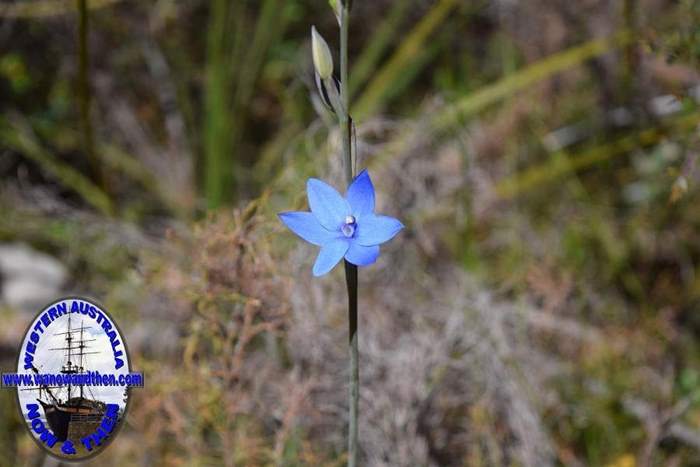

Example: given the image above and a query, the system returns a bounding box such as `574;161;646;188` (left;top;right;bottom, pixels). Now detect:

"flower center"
341;215;356;238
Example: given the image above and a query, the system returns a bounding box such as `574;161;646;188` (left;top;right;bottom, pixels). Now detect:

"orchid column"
279;1;403;465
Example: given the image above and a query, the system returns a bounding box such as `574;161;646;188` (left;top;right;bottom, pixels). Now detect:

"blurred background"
1;0;700;465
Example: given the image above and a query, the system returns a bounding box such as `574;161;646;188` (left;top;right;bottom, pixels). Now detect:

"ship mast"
50;314;98;404
79;321;85;399
66;313;72;401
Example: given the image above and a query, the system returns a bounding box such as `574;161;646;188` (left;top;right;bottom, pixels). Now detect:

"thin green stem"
344;258;358;467
77;0;107;199
204;0;236;209
339;4;358;467
340;8;352;186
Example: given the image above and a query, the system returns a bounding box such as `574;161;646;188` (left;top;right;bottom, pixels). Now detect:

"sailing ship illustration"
24;314;107;442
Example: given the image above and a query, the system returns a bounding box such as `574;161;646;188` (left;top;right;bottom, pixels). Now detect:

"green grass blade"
349;1;411;99
353;0;459;120
495;110;700;199
432;32;632;130
203;0;237;209
1;118;113;215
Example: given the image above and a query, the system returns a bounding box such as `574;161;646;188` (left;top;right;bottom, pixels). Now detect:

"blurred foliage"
1;0;700;465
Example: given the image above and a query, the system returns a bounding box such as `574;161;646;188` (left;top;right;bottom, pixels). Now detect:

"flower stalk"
344;257;358;467
337;3;359;466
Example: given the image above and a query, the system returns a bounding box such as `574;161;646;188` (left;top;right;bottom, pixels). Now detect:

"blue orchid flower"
279;170;404;276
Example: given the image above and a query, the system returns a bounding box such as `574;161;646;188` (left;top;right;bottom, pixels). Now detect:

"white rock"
0;243;67;312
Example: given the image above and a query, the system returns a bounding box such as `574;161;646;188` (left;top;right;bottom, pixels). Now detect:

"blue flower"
279;170;404;276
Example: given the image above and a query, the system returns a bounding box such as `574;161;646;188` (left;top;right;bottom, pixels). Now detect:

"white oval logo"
8;297;142;460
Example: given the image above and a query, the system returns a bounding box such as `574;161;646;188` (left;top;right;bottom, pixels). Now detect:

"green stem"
77;0;107;199
204;0;235;209
339;4;358;466
344;258;358;467
340;9;352;186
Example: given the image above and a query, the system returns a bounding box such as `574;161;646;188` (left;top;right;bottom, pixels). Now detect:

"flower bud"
311;26;333;80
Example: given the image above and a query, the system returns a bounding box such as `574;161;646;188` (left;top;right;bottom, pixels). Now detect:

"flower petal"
346;169;374;219
312;239;349;276
278;211;338;246
307;178;350;231
356;214;404;246
345;242;379;266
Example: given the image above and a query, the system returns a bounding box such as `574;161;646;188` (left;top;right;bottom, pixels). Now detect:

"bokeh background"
1;0;700;465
